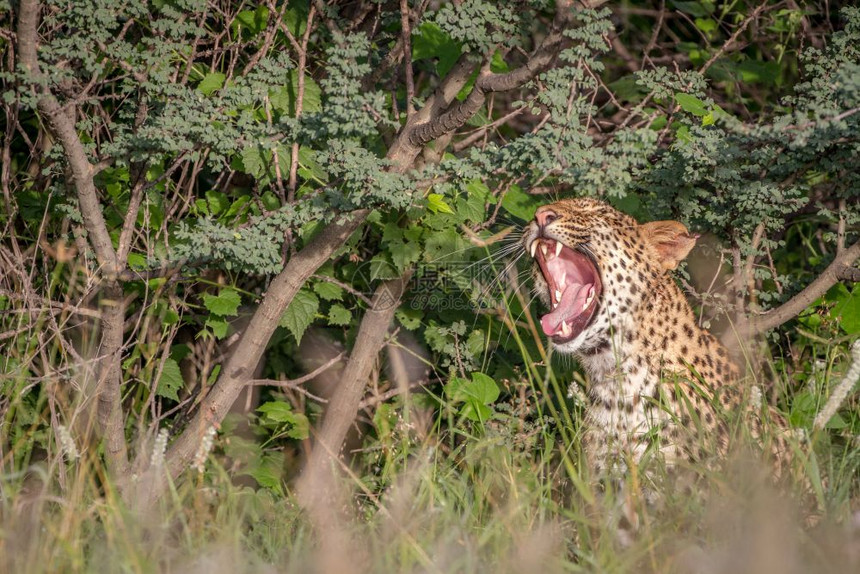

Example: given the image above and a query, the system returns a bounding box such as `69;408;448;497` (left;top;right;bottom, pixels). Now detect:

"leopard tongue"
540;283;592;337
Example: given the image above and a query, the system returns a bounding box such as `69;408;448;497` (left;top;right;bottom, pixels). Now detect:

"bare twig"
358;379;428;410
399;0;415;119
837;198;847;254
248;352;345;389
700;1;769;75
739;222;766;309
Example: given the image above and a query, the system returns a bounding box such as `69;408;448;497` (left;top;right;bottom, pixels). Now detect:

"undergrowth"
1;310;858;574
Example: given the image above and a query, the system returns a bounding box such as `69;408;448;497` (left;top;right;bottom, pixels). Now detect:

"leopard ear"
639;220;699;271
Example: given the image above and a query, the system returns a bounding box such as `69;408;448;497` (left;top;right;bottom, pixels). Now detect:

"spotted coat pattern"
524;198;786;475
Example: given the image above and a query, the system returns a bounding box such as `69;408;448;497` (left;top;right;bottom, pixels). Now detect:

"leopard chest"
578;344;670;467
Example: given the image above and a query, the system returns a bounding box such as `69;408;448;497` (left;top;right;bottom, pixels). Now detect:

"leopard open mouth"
529;238;603;344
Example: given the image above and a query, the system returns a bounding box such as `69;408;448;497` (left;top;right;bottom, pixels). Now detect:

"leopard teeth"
555;289;562;301
555;241;563;257
561;321;572;337
541;243;548;256
529;240;537;258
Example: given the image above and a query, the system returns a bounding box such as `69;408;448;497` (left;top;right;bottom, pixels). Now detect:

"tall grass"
1;335;858;572
1;265;858;573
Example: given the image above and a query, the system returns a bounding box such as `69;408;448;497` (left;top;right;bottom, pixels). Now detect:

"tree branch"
399;0;415;120
836;265;860;282
407;3;574;148
405;0;611;149
17;0;130;478
17;0;118;275
164;212;367;480
247;352;345;389
730;240;860;342
296;270;412;502
160;0;598;489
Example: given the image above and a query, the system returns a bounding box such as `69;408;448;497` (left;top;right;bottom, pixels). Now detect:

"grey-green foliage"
312;34;394;139
641;7;860;300
445;9;659;199
432;0;522;54
14;1;860;296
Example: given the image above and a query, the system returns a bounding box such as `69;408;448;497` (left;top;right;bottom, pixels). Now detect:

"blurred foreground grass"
1;376;858;574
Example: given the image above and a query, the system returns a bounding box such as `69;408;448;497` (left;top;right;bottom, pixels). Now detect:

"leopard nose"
535;207;558;228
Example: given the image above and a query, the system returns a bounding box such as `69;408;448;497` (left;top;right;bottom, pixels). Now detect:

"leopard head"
522;198;697;354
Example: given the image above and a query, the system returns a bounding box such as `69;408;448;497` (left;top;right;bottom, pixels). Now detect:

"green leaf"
382;222;403;244
197;72;226;96
694;18;717;34
154;300;179;325
280;290;319;343
412;22;462;78
127;253;147;269
223;195;250;219
247;451;285;491
258;400;295;423
396;307;423;330
460;401;493;423
369;255;400;280
257;401;310;439
457;192;486;223
313;280;344;301
447;372;500;405
736;60;780;85
423;228;463;262
283;0;309;38
157;358;184;401
240;145;267;179
234;6;269;37
467;373;500;404
389;239;421;271
261;191;281;211
608;75;649;103
426;193;455;214
465;330;485;357
490;50;509;73
202;289;242;316
501;185;540;221
285;412;310;439
674;92;708;116
207;364;221;385
465;179;495;204
669;1;714;18
270;72;322;116
297;147;327;181
205;317;230;339
825;412;848;430
789;391;816;428
205;190;230;215
829;283;860;334
328;303;352;326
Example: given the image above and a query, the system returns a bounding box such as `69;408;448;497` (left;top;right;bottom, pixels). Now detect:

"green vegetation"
0;1;858;572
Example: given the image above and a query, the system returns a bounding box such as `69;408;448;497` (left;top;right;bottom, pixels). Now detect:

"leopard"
522;197;793;479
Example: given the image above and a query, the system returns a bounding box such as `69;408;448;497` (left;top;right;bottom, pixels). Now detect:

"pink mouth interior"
535;241;601;341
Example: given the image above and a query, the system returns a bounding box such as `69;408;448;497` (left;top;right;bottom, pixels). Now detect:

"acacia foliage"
0;1;858;487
